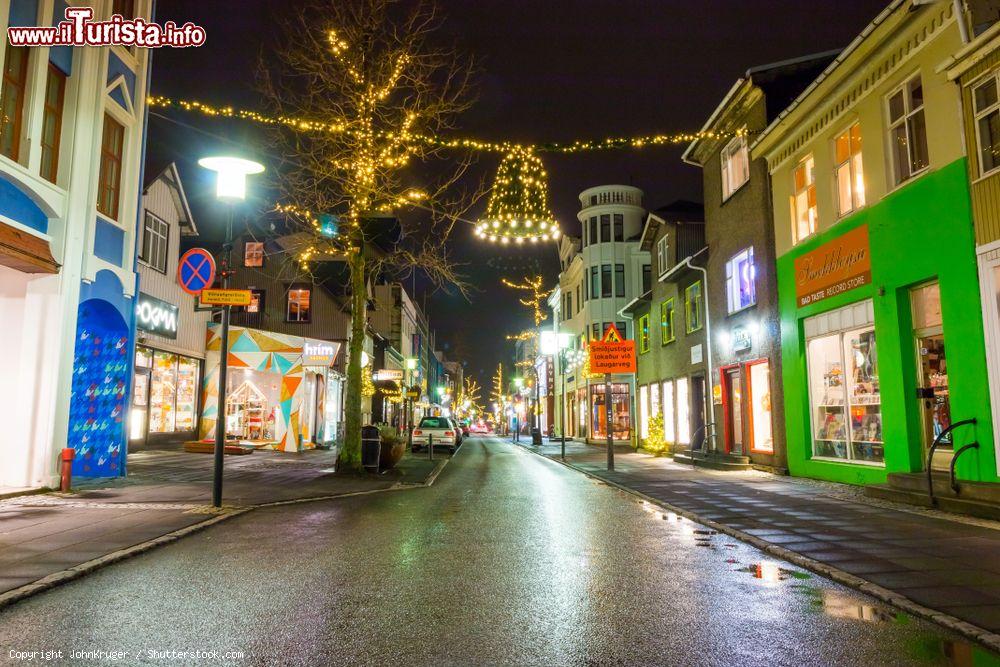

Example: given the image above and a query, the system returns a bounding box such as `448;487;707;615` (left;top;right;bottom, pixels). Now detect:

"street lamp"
512;378;523;442
198;155;265;508
405;357;418;447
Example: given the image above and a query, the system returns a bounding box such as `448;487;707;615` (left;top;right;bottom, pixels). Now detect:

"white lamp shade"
198;156;265;202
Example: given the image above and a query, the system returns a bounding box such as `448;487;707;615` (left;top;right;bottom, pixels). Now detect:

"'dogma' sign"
794;224;871;308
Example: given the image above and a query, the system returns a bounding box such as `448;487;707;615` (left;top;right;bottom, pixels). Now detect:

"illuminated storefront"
589;382;631;440
130;346;202;444
200;325;342;451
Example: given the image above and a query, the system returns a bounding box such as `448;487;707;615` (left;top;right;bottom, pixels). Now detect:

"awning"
0;221;58;274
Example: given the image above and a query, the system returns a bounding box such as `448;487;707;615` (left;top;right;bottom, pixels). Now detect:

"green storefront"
777;159;997;486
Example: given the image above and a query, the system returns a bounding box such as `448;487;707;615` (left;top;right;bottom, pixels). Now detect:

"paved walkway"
0;447;440;600
523;439;1000;637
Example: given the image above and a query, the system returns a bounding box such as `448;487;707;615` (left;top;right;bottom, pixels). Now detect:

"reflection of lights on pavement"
755;561;781;584
680;522;695;536
821;590;894;623
666;512;678;522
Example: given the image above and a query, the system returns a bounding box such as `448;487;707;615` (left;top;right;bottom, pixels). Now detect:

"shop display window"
676;377;690;445
807;325;882;464
650;383;660;423
149;351;178;433
662;380;675;444
589;383;630;440
748;361;773;453
133;346;201;438
639;385;649;439
175;357;199;432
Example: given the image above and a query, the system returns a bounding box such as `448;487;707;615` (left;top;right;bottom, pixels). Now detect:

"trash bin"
531;427;542;446
361;425;381;472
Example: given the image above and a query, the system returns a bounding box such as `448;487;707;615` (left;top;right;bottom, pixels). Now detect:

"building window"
747;360;774;453
725;247;756;313
661;298;675;344
139;212;169;273
244;241;264;267
685;281;703;333
576;284;581;312
835;122;865;216
590;266;599;300
639;385;649;439
592;323;600;340
638;314;650;353
613;213;624;241
247;288;264;314
721;133;749;200
286;287;311;322
566;293;572;319
642;264;651;293
662;380;675;443
656;235;669;276
40;65;66;183
806;302;882;464
112;0;135;19
676;376;690;445
589;217;597;245
973;72;1000;176
0;46;29;161
601;264;612;298
616;321;626;339
615;264;625;297
589;382;630;440
97;114;125;220
887;75;929;185
600;214;610;243
792;155;816;243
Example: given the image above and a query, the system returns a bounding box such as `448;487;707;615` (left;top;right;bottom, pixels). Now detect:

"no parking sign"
177;248;216;296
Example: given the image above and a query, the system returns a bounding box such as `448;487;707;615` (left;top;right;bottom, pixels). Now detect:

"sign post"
589;324;636;471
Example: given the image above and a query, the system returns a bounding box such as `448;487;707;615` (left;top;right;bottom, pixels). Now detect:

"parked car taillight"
444;431;454;436
413;429;422;436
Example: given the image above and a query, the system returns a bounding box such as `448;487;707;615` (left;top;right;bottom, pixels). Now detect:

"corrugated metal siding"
962;50;1000;247
136;180;210;358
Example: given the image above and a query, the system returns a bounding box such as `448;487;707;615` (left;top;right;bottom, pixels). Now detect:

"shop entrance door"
911;282;952;471
691;375;707;451
129;367;151;449
723;366;744;455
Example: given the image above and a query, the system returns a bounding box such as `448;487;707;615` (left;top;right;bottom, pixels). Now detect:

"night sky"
148;0;888;391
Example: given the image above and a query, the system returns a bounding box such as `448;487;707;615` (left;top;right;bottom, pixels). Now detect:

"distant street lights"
198;155;265;508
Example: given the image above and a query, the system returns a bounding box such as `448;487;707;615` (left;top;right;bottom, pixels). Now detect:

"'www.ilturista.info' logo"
7;7;206;48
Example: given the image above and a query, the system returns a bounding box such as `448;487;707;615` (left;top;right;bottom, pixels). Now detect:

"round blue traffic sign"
177;248;216;296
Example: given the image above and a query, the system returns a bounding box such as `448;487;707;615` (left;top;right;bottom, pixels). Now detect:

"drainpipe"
954;0;970;44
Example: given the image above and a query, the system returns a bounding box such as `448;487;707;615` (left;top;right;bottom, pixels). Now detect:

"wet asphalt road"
1;436;995;666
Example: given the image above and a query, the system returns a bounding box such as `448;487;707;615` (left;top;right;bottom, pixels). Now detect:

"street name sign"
589;324;636;374
199;288;252;307
177;248;216;296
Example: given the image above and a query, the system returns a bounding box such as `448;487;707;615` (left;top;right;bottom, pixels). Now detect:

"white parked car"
412;416;461;454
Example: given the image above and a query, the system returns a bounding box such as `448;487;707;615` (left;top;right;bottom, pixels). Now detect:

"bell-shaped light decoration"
477;146;559;242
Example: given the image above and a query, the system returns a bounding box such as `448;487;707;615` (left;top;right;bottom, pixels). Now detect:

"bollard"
60;448;75;492
428;433;433;461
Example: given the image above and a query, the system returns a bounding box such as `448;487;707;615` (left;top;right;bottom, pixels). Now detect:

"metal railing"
926;418;976;505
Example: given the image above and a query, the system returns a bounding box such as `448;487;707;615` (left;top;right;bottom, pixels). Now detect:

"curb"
515;442;1000;654
0;455;455;612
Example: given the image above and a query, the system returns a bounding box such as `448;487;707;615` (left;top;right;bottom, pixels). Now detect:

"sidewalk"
522;439;1000;644
0;447;441;604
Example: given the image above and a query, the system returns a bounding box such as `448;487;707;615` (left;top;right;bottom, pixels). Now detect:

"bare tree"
259;0;479;471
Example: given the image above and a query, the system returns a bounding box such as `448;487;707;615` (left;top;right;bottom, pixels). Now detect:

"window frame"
286;285;312;323
886;73;930;187
0;45;30;162
660;298;675;345
614;264;625;298
613;213;624;242
139;211;169;274
638;314;650;354
720;133;750;201
656;235;669;277
791;154;817;244
972;70;1000;179
244;241;265;268
589;217;597;245
642;264;651;294
39;64;66;183
833;121;865;217
97;113;126;220
685;281;704;333
590;266;599;301
601;264;612;298
246;288;265;314
600;214;610;243
724;247;756;315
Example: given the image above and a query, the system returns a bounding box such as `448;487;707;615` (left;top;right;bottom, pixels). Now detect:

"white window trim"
656;235;670;277
138;211;168;273
791;154;817;245
720;133;750;202
885;73;930;190
972;70;1000;180
833;121;866;219
725;246;756;315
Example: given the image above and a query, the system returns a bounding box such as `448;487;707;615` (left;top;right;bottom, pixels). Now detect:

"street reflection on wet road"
1;437;996;666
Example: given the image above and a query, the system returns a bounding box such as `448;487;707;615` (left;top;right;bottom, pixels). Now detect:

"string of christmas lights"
477;146;559;244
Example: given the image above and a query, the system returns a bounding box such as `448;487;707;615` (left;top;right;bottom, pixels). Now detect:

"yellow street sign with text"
199;288;252;307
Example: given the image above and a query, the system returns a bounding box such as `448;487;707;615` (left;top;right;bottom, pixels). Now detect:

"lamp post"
198;156;265;508
512;378;524;442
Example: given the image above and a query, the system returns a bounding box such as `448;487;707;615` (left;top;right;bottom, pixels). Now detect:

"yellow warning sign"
602;324;624;343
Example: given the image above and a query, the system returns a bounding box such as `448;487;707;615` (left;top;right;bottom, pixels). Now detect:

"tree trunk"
340;248;366;472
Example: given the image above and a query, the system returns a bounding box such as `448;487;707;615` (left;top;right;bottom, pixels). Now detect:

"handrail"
950;442;980;494
926;417;976;505
688;421;717;467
